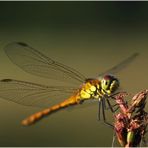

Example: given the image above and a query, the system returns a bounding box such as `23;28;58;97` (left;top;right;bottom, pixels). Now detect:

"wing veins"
0;79;77;107
99;53;139;76
4;42;86;84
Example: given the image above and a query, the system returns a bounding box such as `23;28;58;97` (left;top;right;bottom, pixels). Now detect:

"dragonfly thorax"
79;80;100;100
79;75;119;102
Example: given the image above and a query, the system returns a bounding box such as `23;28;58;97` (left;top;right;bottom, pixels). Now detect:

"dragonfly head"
101;74;119;95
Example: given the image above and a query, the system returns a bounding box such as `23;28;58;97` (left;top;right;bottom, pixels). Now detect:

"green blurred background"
0;1;147;147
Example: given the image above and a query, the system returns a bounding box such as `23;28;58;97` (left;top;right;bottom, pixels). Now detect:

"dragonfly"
0;42;139;126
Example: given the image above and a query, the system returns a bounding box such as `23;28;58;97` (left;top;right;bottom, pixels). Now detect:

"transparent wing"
99;53;139;76
4;42;86;85
2;42;140;110
0;79;78;108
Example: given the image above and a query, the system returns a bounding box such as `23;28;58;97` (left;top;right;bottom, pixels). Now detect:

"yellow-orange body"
22;79;103;126
22;94;80;126
2;42;137;126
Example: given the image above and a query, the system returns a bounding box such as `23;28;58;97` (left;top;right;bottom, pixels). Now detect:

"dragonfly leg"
101;99;114;128
113;106;119;112
106;98;114;113
103;97;107;110
106;99;119;112
106;103;118;111
97;99;113;128
97;99;101;121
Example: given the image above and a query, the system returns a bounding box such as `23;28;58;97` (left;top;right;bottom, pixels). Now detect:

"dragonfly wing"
98;53;139;76
4;42;86;85
0;79;78;108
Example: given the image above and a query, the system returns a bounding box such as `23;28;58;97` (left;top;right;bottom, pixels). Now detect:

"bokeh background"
0;1;147;147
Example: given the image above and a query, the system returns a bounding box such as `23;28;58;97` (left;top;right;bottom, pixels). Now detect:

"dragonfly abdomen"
22;95;80;126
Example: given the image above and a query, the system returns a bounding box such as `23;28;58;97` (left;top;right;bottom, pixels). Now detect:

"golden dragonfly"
0;42;139;126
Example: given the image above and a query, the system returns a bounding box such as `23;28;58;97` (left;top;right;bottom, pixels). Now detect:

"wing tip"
17;42;28;47
4;42;29;49
0;79;12;82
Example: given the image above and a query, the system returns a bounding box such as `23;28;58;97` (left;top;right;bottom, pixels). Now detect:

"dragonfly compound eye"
101;75;120;94
110;79;120;93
